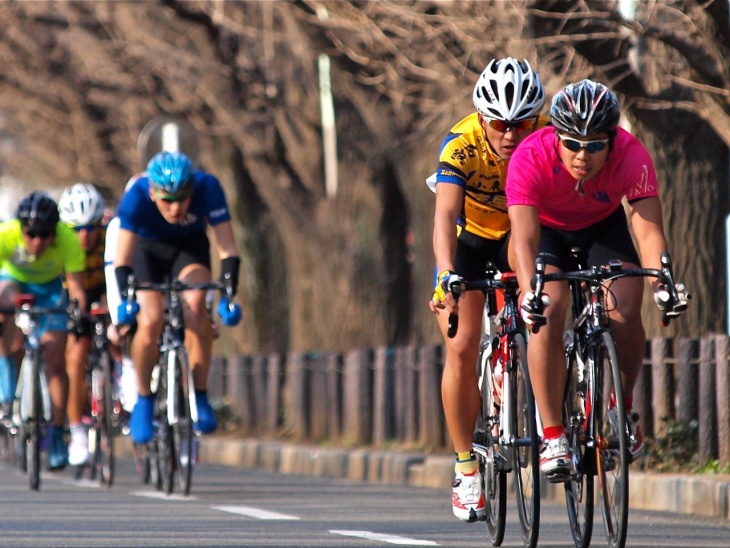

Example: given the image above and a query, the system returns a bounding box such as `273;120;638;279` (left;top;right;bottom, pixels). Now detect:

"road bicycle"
531;250;685;548
1;295;76;490
448;266;540;548
129;277;234;496
74;304;122;486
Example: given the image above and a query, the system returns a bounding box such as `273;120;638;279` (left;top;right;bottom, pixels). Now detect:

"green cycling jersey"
0;219;85;284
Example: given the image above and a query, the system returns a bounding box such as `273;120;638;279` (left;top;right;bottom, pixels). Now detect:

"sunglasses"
152;189;192;203
71;223;101;232
484;117;536;133
24;229;54;240
558;134;610;153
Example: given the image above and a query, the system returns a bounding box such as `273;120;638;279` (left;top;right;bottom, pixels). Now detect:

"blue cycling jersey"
117;172;231;239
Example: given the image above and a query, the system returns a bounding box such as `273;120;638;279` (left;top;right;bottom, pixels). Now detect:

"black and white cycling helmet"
472;58;546;121
16;191;60;231
550;79;620;136
58;183;105;227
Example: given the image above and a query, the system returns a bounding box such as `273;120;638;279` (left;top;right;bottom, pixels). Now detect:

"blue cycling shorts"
0;275;68;335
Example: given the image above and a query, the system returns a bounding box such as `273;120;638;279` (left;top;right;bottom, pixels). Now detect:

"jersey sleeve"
58;225;86;274
622;141;660;202
202;174;232;226
505;140;543;209
117;181;147;232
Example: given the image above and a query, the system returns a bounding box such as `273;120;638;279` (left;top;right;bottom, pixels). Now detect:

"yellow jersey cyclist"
58;182;108;467
428;57;547;522
0;191;87;470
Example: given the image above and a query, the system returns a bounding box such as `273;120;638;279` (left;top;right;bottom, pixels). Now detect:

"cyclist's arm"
66;271;88;313
210;220;238;259
432;182;462;274
627;196;669;288
506;203;540;297
114;228;137;268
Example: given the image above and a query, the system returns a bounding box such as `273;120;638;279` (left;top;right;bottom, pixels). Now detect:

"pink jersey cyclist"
507;126;658;231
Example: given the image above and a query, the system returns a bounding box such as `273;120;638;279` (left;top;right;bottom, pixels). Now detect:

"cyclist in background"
58;182;107;467
506;79;689;479
0;191;87;470
429;57;546;522
113;151;241;445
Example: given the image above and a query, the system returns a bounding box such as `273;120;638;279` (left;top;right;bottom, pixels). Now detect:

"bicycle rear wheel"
594;331;628;548
171;348;194;496
473;335;506;545
563;338;594;548
511;332;540;548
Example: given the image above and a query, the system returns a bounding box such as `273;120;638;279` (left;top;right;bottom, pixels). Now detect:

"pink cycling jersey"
506;126;658;231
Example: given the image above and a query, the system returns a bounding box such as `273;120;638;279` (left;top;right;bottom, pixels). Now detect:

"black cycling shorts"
538;206;640;271
454;229;510;281
133;231;211;284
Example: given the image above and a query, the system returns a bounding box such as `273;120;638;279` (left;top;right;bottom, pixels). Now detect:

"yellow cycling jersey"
0;219;85;284
435;112;549;240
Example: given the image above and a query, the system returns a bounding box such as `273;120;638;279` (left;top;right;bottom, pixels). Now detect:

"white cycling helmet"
473;58;546;121
58;182;105;226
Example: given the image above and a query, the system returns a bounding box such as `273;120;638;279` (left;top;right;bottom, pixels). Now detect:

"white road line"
130;490;198;501
329;530;439;546
212;505;301;520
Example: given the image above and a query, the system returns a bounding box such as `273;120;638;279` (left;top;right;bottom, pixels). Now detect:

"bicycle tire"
172;348;194;495
594;331;628;548
155;352;175;494
563;338;594;548
474;335;506;545
133;442;151;484
511;332;540;548
25;350;41;490
97;350;115;486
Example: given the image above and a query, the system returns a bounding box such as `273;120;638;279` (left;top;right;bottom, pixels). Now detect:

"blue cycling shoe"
130;394;155;444
48;426;68;471
194;391;217;434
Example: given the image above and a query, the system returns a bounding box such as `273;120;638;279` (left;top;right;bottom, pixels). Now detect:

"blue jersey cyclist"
0;191;87;470
114;151;242;445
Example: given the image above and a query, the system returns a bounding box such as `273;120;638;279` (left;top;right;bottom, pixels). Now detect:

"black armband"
220;257;241;296
114;266;134;298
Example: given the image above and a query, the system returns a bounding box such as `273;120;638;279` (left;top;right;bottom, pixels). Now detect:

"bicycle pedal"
545;469;572;483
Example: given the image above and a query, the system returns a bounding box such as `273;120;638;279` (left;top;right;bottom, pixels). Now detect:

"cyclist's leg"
65;331;91;465
0;279;22;407
172;232;216;434
588;212;645;456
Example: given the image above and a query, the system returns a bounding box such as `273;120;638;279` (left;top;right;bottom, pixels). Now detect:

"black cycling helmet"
550;79;620;136
17;191;60;232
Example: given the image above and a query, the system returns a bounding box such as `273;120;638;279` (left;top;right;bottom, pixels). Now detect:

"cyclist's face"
480;114;537;160
557;132;611;181
21;228;55;255
150;189;192;224
74;226;101;252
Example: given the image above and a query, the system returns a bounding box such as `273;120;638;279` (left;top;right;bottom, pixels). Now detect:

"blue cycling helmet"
146;151;194;194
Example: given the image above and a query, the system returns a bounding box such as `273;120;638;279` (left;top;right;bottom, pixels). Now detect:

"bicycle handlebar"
446;272;517;339
530;250;686;329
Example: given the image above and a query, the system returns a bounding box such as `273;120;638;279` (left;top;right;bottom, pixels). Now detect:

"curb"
118;436;730;521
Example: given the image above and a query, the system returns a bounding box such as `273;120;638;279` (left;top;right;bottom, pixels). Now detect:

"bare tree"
0;0;725;353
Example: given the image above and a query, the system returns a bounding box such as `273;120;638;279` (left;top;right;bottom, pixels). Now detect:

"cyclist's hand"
217;297;242;327
521;291;550;327
654;283;690;317
431;270;462;313
117;302;140;326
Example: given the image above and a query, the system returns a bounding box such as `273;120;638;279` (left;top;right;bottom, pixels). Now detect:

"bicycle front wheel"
594;331;628;548
23;350;42;490
563;339;594;548
171;348;194;496
511;332;540;548
474;335;506;545
97;350;115;486
155;354;175;494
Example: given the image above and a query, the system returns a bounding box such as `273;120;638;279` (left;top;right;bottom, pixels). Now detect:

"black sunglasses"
24;229;54;239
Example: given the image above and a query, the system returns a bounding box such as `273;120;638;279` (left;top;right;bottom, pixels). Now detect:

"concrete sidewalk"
120;435;730;521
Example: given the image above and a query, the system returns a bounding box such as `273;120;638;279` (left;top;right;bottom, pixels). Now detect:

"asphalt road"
0;455;728;547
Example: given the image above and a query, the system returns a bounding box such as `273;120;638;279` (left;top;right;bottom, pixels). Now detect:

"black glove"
220;257;240;297
114;265;134;298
